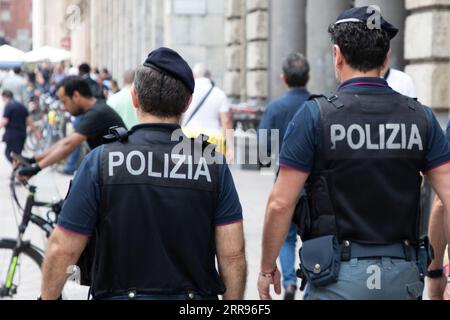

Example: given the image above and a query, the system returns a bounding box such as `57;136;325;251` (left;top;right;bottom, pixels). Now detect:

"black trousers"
4;137;26;163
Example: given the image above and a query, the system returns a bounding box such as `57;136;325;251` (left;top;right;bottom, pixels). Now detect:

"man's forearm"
261;200;295;272
219;254;247;300
41;245;75;299
444;208;450;265
429;197;448;270
37;139;76;169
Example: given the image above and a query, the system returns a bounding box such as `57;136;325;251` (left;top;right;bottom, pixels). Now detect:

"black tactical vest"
90;125;224;298
305;92;429;245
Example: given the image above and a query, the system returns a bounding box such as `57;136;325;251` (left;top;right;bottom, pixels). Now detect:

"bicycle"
25;94;71;154
0;154;64;300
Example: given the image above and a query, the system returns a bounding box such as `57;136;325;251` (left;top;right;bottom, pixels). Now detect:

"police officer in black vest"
258;6;450;300
40;48;247;300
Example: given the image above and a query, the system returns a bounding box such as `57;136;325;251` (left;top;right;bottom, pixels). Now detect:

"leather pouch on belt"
299;235;341;287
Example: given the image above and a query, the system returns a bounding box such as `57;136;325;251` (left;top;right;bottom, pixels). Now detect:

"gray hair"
282;53;310;87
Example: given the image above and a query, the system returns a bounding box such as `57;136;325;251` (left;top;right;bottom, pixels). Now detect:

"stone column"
97;0;105;69
246;0;269;103
269;0;307;100
224;0;245;102
32;0;45;49
70;0;91;66
152;0;165;49
306;0;352;95
354;0;406;69
89;0;98;68
116;0;125;84
106;0;114;71
405;0;450;122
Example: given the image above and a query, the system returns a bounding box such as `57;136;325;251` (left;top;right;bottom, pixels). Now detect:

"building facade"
223;0;450;121
0;0;32;51
32;0;450;118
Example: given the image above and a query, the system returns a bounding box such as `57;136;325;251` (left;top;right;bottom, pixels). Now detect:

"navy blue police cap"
334;6;399;40
143;47;195;94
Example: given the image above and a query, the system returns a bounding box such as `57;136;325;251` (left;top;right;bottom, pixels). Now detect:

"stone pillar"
405;0;450;121
90;0;98;68
70;0;91;66
306;0;352;95
224;0;245;102
106;0;113;71
354;0;406;69
269;0;307;100
152;0;165;49
32;0;45;49
246;0;269;103
116;0;126;84
97;0;105;69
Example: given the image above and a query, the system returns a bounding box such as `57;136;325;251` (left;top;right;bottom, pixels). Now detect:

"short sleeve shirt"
279;77;450;174
58;125;243;236
2;100;29;142
76;100;126;150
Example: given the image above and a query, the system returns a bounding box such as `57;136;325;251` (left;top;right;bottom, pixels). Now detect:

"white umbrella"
25;46;72;63
0;45;25;67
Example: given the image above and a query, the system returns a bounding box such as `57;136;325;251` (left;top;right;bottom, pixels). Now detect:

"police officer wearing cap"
40;47;247;300
258;6;450;300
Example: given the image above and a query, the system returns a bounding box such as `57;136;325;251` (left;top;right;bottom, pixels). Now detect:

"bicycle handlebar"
10;152;32;168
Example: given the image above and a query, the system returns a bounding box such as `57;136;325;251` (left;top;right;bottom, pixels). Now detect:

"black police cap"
334;6;399;40
143;47;195;94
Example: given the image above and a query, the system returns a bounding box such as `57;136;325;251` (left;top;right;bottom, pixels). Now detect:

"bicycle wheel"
0;239;43;300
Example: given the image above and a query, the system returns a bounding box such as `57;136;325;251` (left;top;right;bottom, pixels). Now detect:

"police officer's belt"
340;241;417;261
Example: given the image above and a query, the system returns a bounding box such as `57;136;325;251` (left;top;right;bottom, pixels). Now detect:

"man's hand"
258;268;281;300
427;276;447;300
17;165;42;182
21;156;37;164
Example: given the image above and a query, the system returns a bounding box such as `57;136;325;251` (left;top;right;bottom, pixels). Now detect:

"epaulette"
309;94;344;109
103;126;129;144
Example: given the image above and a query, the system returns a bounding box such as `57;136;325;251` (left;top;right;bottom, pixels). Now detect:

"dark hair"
282;53;310;87
78;63;91;76
328;22;390;72
2;90;13;99
57;76;93;98
13;67;21;74
134;67;191;118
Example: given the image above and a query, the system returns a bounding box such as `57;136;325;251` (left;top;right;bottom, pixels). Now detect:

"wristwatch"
426;269;444;279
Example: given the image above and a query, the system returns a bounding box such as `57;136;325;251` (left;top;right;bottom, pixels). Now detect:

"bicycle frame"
0;170;63;298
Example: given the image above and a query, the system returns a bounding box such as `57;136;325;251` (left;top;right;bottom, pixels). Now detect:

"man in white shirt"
1;67;28;106
183;63;234;162
383;67;417;99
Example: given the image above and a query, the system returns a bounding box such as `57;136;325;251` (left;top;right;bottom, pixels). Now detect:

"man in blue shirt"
258;53;310;300
40;48;247;300
0;90;40;163
258;7;450;300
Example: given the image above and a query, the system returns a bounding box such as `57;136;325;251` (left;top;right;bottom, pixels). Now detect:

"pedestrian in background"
0;90;40;163
258;52;311;300
182;63;234;162
107;70;137;129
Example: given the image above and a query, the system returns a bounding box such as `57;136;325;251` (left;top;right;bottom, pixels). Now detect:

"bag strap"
184;81;215;126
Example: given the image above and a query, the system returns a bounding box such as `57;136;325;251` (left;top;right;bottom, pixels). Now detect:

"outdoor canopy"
0;45;26;68
24;46;72;63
